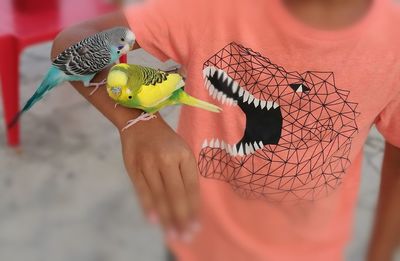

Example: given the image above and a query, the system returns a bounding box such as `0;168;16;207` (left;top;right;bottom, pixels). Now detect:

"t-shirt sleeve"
375;92;400;148
124;0;194;65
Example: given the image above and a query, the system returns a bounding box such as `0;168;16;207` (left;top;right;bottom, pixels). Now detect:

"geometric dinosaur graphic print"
198;42;359;203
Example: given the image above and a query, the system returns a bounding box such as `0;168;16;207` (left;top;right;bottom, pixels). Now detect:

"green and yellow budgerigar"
106;63;222;131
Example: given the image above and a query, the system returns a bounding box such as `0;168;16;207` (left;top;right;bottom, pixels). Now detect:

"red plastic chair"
0;0;119;147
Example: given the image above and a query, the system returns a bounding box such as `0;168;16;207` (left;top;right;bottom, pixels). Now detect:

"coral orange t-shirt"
124;0;400;260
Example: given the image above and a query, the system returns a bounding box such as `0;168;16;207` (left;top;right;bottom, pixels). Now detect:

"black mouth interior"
207;69;283;150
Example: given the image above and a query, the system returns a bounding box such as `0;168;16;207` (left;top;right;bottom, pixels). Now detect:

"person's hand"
120;116;200;241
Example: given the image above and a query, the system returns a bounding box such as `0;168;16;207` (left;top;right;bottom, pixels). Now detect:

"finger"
180;155;200;227
161;163;191;235
130;171;156;223
141;166;173;233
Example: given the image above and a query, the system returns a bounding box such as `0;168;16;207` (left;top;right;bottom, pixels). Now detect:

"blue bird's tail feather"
7;67;63;129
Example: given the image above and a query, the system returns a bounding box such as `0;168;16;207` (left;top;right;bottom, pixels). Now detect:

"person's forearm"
368;142;400;261
50;13;202;237
62;66;143;130
50;11;164;131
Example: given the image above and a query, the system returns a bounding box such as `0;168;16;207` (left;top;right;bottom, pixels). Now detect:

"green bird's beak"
109;86;122;100
111;87;121;94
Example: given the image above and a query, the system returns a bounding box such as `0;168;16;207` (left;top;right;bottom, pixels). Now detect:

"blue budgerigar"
8;26;135;128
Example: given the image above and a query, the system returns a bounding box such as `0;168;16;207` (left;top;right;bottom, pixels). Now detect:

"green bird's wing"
125;65;185;112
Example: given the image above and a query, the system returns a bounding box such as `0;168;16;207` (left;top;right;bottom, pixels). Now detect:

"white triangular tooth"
208;84;215;95
223;73;228;82
217;70;223;79
238;88;244;97
260;100;266;109
253;142;260;150
203;67;208;75
232;81;239;93
206;79;211;85
247;95;254;104
202;139;208;148
217;91;223;101
249;143;255;154
267;101;273;110
209;139;214;148
212;89;218;99
243;91;250;102
215;139;220;148
204;81;209;90
227;77;233;86
245;143;251;155
296;84;303;93
221;140;226;150
259;141;264;148
238;144;244;156
273;102;279;109
232;145;238;156
210;67;216;76
203;69;208;79
227;144;232;154
206;79;212;88
207;67;212;76
253;98;260;108
247;143;255;154
222;94;227;104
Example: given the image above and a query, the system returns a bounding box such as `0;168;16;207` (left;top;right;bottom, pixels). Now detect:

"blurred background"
0;0;398;260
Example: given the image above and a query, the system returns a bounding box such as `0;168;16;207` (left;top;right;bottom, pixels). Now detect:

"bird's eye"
121;37;125;41
128;96;132;99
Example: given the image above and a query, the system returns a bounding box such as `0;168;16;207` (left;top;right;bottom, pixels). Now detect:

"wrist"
112;106;144;131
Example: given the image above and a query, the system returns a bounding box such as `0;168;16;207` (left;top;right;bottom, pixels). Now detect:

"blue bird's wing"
52;36;112;76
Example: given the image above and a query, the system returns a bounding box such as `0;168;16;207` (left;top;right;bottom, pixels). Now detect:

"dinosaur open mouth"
202;66;285;156
198;43;359;202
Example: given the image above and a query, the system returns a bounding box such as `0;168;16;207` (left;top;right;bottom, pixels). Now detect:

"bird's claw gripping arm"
121;112;157;132
88;78;107;96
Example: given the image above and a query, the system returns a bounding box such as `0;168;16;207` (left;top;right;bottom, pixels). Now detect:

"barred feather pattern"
52;30;117;76
140;66;169;86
